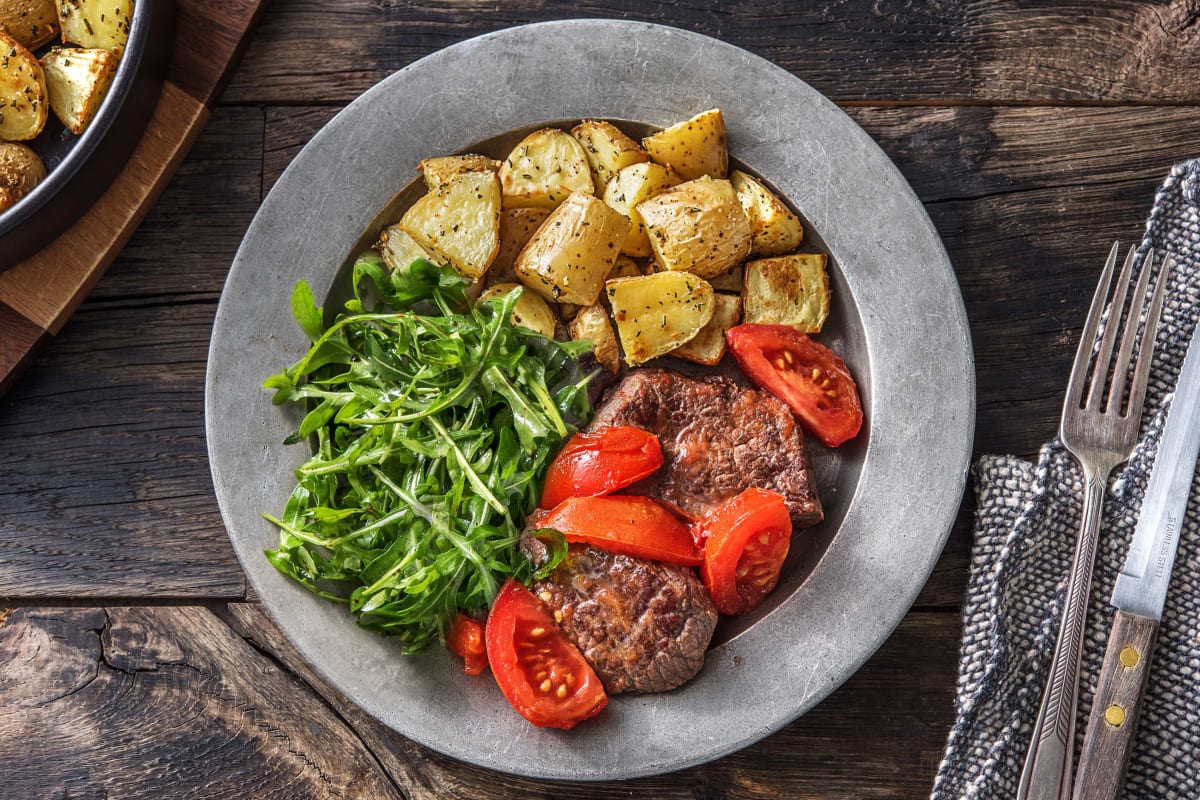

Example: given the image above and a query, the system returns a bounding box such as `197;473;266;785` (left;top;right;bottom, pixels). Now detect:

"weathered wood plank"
223;1;1200;106
0;606;406;799
0;108;264;601
222;601;960;799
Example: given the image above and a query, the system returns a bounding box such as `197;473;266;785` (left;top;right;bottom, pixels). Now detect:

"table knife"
1071;317;1200;800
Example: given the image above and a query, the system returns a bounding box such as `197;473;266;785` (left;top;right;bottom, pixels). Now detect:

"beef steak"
587;369;823;526
529;543;717;695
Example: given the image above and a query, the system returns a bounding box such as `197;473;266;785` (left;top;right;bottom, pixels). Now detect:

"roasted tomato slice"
540;426;663;509
485;579;607;729
537;495;702;567
726;323;863;447
696;488;792;615
447;613;488;676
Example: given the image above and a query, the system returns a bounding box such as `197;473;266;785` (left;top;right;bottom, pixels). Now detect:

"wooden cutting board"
0;0;270;395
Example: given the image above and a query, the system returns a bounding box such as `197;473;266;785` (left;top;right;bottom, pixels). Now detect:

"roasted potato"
571;119;650;194
569;303;620;374
731;170;804;256
499;128;594;209
57;0;132;50
41;46;118;134
603;161;681;257
478;282;557;338
487;207;549;285
0;30;47;140
378;223;441;272
707;265;743;293
514;191;630;305
742;253;830;333
1;0;58;49
399;169;501;280
606;271;715;366
607;254;643;281
0;140;46;211
636;176;751;279
642;108;728;180
673;291;741;366
419;153;501;190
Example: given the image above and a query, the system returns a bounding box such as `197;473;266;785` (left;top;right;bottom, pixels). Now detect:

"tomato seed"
540;679;552;693
556;684;568;699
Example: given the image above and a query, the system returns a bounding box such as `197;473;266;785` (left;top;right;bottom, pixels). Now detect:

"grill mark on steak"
587;369;823;526
529;544;717;695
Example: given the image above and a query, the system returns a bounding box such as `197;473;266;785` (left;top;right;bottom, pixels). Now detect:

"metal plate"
0;0;174;270
206;20;974;781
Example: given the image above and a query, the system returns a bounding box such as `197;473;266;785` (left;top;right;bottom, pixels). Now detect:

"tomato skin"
696;488;792;615
485;579;608;730
538;495;702;567
447;613;488;675
726;323;863;447
540;426;664;509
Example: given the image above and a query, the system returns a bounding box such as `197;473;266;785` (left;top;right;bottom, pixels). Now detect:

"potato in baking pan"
57;0;133;50
0;30;49;141
0;0;58;50
41;46;119;135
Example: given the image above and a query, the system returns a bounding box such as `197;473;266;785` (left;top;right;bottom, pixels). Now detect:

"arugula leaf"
263;254;594;654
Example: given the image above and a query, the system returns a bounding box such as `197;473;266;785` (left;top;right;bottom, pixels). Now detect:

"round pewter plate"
206;20;974;781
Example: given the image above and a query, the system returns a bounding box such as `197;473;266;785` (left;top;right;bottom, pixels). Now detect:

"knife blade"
1071;309;1200;800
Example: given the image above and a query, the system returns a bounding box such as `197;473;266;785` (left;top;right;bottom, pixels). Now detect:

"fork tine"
1086;245;1138;411
1124;253;1171;420
1065;241;1120;412
1106;247;1154;413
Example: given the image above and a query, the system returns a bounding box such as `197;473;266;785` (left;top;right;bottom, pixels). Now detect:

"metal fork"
1015;242;1168;800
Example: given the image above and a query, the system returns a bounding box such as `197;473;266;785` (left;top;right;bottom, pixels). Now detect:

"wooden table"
3;2;1199;797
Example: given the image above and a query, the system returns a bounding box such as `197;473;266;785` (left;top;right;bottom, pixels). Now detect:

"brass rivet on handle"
1105;704;1127;726
1119;646;1140;667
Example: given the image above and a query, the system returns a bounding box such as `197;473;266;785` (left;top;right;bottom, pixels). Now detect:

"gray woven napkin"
932;160;1200;800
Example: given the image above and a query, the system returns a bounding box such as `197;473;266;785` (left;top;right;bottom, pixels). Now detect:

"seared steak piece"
588;369;823;526
528;544;717;695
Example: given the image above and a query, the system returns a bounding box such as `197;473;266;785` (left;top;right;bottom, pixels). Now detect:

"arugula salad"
262;255;589;654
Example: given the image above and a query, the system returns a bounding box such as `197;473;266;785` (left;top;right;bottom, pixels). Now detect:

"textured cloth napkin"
932;160;1200;799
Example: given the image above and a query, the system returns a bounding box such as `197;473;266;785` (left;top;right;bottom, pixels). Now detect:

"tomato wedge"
726;323;863;447
447;613;488;675
537;495;702;566
540;426;663;509
695;488;792;615
485;579;607;729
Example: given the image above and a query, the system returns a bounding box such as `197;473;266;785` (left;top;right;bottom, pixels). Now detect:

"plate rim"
206;18;975;781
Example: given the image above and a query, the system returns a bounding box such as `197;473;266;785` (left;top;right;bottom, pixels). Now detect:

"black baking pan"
0;0;175;270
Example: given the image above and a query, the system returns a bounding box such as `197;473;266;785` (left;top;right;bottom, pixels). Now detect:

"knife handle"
1071;610;1158;800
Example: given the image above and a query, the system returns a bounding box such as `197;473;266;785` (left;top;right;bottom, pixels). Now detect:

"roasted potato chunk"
637;176;751;279
571;119;650;194
569;303;620;374
499;128;594;209
399;169;501;280
707;265;743;293
731;170;804;256
419;153;501;190
487;207;549;286
674;291;742;366
642;108;728;180
478;283;557;338
742;253;830;333
606;271;715;366
607;254;643;280
0;30;48;140
1;0;59;49
514;191;630;305
57;0;132;50
41;46;118;134
603;161;681;258
378;223;440;272
0;141;46;212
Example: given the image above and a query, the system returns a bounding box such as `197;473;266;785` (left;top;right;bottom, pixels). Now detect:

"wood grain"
0;301;46;396
0;606;405;799
1072;610;1160;800
223;1;1200;106
171;0;274;104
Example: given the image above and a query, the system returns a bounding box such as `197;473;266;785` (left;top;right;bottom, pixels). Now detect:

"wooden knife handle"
1071;610;1159;800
